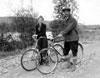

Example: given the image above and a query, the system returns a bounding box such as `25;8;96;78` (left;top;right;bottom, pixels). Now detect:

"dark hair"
62;8;71;12
38;16;44;20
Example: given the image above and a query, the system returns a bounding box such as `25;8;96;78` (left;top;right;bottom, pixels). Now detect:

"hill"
0;17;13;24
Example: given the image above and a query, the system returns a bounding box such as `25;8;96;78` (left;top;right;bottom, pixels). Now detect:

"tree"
53;0;79;20
50;0;78;37
50;19;67;37
0;23;10;33
11;8;38;34
10;8;38;49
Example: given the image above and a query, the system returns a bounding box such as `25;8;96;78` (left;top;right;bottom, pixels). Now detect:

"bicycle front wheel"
53;44;64;62
21;49;38;71
36;47;58;75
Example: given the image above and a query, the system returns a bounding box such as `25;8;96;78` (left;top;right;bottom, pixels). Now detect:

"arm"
32;25;38;39
35;25;38;35
61;18;77;35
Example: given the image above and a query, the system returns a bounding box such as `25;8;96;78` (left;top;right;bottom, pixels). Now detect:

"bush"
0;39;15;52
0;23;10;33
0;8;38;52
20;33;35;49
0;33;35;52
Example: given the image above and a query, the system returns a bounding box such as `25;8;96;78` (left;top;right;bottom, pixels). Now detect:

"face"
63;11;70;17
38;17;44;24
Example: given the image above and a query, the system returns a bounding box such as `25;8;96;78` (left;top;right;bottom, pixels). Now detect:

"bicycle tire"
21;49;38;71
53;43;84;65
76;43;84;65
53;44;64;62
36;47;58;75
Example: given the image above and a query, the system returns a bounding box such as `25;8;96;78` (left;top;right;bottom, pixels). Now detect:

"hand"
58;33;62;37
32;34;37;39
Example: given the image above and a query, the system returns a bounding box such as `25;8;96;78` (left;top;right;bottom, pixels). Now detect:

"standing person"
35;16;48;65
59;8;79;71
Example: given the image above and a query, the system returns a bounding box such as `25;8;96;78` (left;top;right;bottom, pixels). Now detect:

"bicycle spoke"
36;48;58;74
21;49;38;71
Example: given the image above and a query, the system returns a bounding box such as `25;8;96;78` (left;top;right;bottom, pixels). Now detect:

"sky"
0;0;100;25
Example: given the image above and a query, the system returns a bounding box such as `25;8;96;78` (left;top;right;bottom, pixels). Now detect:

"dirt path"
1;41;100;78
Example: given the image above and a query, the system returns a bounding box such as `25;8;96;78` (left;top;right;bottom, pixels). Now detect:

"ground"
0;25;100;78
0;40;100;78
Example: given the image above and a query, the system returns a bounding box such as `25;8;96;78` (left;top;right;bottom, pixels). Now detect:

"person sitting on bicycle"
35;16;48;65
59;8;79;71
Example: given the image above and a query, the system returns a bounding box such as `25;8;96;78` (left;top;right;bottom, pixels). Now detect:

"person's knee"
63;49;69;56
72;49;77;57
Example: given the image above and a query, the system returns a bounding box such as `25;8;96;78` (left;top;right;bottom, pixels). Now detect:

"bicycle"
21;35;58;74
41;36;84;65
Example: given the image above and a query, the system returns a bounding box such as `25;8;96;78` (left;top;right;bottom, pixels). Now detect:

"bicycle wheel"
54;43;83;65
21;49;38;71
53;44;64;62
36;48;58;74
70;43;84;65
76;43;84;65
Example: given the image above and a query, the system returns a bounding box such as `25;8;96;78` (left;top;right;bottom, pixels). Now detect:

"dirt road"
0;41;100;78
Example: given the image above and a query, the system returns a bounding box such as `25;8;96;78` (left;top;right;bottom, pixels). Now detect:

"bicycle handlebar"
48;36;64;43
32;34;64;43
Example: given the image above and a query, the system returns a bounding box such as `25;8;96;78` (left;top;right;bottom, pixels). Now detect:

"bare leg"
71;57;77;71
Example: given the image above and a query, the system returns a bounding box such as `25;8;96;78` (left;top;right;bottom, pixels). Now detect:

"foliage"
11;8;38;34
0;33;35;52
53;0;79;20
0;8;38;52
50;0;78;37
20;33;35;49
49;19;66;37
10;8;38;49
0;23;10;33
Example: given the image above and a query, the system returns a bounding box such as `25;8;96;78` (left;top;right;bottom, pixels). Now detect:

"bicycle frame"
32;35;47;52
48;36;64;48
48;36;84;64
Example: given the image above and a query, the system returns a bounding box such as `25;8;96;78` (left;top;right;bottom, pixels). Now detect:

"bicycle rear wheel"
76;43;84;65
21;49;38;71
36;48;58;75
53;43;84;65
70;43;84;65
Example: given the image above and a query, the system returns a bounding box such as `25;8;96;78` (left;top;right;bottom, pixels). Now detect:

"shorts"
64;41;78;57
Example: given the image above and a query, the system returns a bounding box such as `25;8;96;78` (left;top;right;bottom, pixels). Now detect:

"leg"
63;41;70;56
63;42;71;68
41;38;48;63
37;38;44;64
70;41;78;71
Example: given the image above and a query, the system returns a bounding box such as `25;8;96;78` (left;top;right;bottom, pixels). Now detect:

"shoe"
69;65;76;72
66;62;72;69
60;56;67;62
67;63;76;72
39;61;44;65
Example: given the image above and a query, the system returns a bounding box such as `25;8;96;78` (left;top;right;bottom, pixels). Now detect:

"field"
0;25;100;78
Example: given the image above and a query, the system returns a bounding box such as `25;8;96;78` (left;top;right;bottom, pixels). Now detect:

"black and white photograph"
0;0;100;78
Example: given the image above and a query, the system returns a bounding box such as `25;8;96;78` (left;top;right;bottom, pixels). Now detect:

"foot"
67;64;76;72
66;62;72;69
60;56;67;62
39;62;43;65
70;65;76;72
